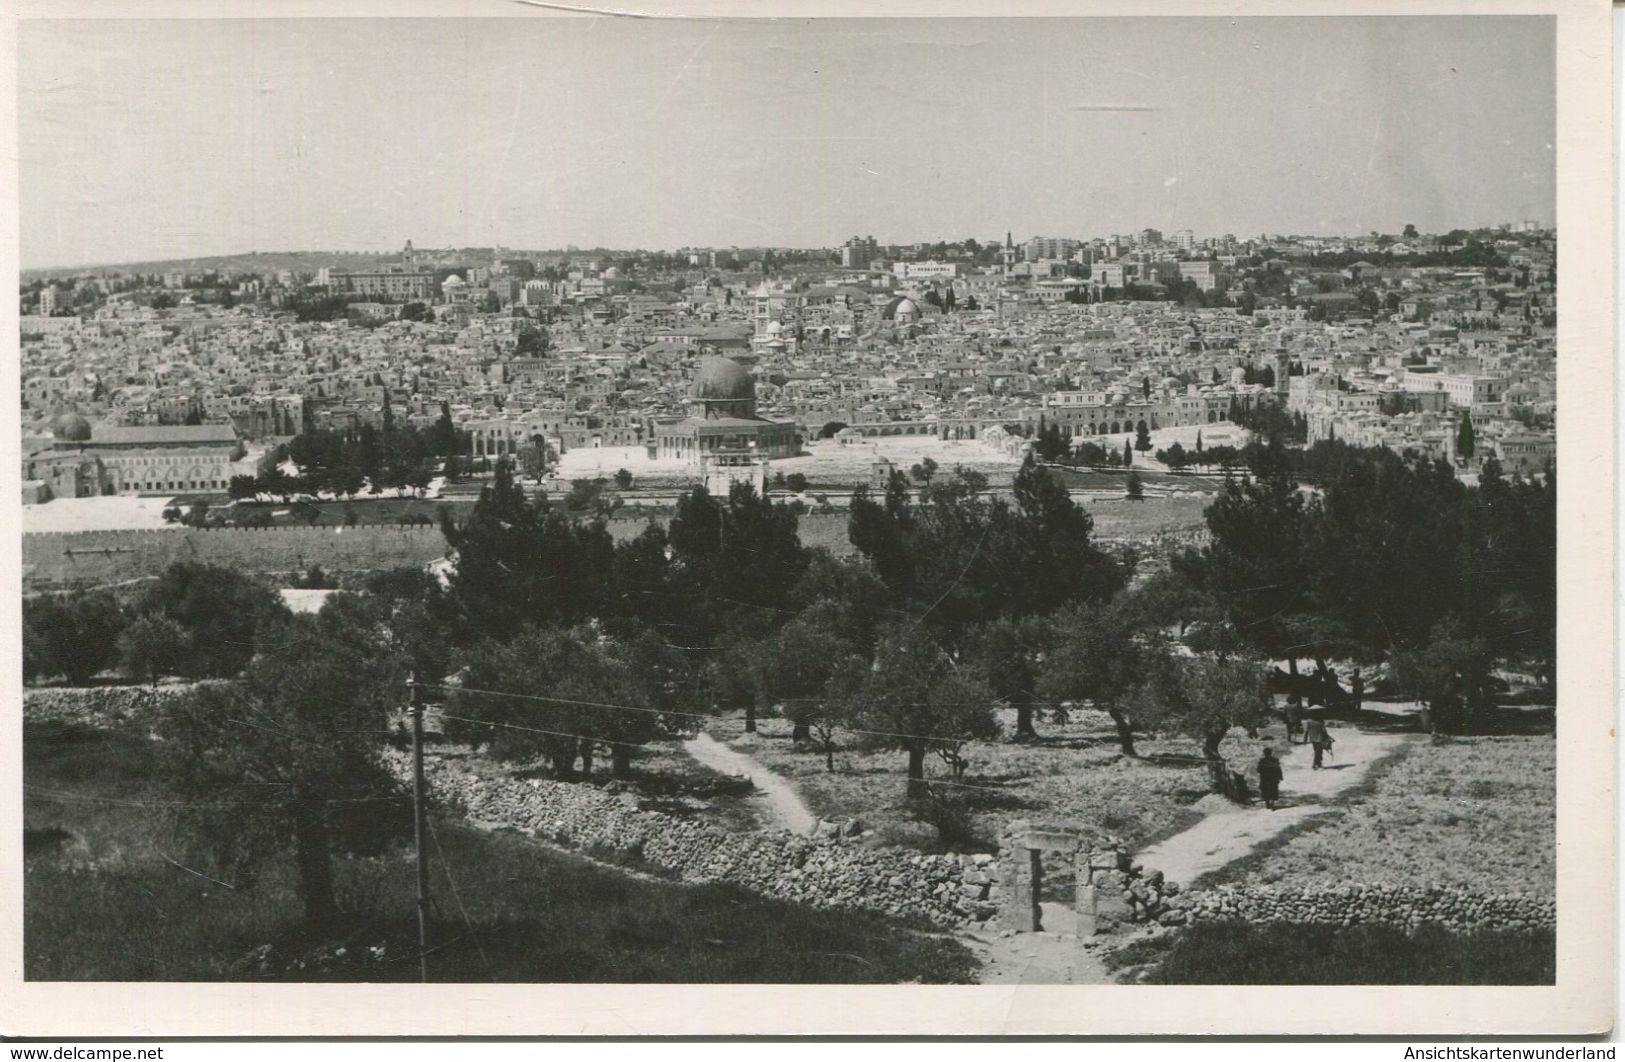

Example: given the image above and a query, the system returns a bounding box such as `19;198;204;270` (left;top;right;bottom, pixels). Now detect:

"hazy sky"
19;16;1554;268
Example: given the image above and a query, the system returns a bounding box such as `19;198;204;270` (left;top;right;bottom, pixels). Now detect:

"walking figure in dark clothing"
1284;699;1303;744
1257;747;1283;810
1304;718;1332;768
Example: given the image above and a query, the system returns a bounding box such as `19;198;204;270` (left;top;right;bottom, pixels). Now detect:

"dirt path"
682;732;818;835
968;902;1112;986
1134;724;1421;888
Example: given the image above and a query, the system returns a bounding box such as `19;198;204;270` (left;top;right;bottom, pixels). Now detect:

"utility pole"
408;671;431;983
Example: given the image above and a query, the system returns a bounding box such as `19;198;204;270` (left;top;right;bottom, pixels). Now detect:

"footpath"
682;731;819;835
1134;724;1419;887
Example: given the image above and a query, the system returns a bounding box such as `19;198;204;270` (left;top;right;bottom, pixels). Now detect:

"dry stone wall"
1179;883;1555;933
24;683;220;729
406;752;1000;928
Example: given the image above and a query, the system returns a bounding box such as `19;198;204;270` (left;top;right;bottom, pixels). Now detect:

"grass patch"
1104;922;1554;985
26;722;977;983
1228;735;1554;896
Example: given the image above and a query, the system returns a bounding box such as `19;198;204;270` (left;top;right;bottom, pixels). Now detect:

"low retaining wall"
406;752;1001;928
23;683;217;729
1179;883;1554;933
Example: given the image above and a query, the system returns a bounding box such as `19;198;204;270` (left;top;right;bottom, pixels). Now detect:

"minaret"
404;240;416;266
1002;231;1016;277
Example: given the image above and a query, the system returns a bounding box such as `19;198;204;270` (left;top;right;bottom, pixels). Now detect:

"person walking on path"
1350;668;1364;712
1304;718;1332;769
1284;700;1303;743
1257;747;1284;810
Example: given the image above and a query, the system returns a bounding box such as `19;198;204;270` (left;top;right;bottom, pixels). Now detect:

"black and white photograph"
4;0;1615;1039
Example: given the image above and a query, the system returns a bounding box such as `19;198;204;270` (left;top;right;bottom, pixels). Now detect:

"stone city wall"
23;525;452;589
22;512;859;590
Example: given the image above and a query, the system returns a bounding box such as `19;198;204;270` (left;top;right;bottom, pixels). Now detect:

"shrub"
912;787;981;851
23;592;125;685
116;614;190;686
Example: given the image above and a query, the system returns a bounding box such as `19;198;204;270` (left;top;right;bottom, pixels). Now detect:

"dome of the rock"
691;356;755;403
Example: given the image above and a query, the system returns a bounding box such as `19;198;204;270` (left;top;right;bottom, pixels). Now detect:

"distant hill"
22;251;409;281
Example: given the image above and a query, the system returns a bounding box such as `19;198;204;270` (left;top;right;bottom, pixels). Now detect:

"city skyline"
20;16;1554;270
20;215;1550;277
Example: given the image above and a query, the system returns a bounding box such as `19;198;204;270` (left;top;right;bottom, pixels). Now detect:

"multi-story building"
1038;385;1274;437
841;236;880;269
1492;432;1556;474
328;266;440;302
1402;371;1507;409
1023;236;1078;262
892;261;960;280
1177;260;1227;292
26;417;240;498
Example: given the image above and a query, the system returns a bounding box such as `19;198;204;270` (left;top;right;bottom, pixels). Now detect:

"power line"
429;678;1092;734
429;682;1010;748
436;711;657;751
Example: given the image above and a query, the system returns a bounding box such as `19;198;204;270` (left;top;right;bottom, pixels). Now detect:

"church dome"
52;412;92;442
692;356;755;403
881;295;921;321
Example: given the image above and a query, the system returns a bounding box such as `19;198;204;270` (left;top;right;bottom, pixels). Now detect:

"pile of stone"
1179;883;1555;933
23;683;215;730
404;752;1001;928
1093;861;1189;928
